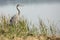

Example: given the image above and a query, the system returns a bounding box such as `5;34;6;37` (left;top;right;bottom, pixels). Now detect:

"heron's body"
10;14;19;24
10;4;20;25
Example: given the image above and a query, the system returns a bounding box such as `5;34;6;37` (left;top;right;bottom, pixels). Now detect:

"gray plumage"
10;4;20;25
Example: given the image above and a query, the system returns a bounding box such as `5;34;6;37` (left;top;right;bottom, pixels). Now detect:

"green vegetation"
0;15;58;40
0;16;29;39
39;18;48;36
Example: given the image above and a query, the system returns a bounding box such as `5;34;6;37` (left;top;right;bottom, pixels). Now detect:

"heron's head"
16;4;24;8
16;4;20;7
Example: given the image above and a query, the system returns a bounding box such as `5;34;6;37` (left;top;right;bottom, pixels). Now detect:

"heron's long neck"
17;7;20;15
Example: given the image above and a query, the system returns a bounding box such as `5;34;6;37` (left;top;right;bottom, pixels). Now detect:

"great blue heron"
10;4;21;25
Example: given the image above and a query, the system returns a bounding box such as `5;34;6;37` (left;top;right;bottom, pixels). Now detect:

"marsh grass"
0;15;29;39
39;18;48;36
0;15;58;40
